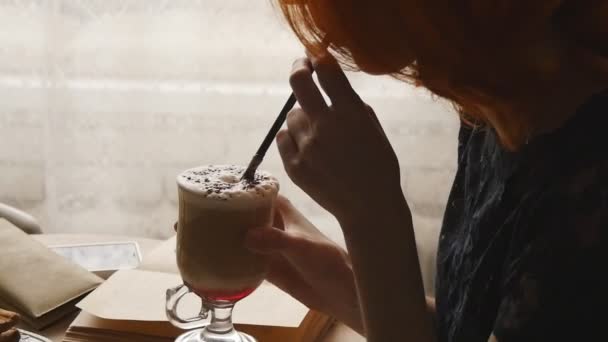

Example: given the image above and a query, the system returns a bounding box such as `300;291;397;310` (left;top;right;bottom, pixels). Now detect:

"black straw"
241;93;298;181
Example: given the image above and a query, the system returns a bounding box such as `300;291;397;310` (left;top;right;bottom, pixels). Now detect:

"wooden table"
28;234;364;342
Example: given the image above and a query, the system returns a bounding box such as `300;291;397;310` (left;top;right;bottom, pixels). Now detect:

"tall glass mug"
166;165;279;342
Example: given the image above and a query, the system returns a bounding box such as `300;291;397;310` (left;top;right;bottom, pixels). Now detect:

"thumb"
275;195;307;226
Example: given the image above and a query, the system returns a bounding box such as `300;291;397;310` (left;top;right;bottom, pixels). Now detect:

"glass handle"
165;284;210;330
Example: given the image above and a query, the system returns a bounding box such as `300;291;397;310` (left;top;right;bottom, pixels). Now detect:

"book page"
70;310;182;337
68;311;304;341
77;269;309;327
137;236;179;274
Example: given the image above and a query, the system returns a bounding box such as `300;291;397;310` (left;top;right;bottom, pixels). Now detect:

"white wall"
0;0;458;293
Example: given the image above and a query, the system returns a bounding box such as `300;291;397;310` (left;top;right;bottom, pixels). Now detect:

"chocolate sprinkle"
180;165;278;200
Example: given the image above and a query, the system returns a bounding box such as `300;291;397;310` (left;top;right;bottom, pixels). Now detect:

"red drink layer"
192;286;257;302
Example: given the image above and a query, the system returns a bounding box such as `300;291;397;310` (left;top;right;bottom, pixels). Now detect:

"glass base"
175;329;256;342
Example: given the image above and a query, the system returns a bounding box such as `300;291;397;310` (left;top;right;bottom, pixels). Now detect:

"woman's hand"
245;196;364;335
0;309;20;342
277;53;402;224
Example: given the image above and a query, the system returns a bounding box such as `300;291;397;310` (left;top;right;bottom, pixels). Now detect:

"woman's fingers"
272;195;299;231
272;203;286;231
306;52;361;108
275;196;326;236
276;129;298;159
245;225;310;255
0;310;19;332
285;108;312;147
0;329;19;342
290;58;328;117
277;127;306;182
275;195;300;225
244;227;292;253
291;52;360;111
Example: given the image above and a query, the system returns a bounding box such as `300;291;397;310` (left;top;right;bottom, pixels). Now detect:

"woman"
244;1;608;341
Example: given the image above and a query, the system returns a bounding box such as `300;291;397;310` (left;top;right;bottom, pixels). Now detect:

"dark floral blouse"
435;91;608;341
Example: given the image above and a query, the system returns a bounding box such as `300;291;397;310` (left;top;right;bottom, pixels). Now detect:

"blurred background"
0;0;458;292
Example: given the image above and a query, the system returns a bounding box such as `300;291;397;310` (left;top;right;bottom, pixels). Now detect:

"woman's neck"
483;49;605;150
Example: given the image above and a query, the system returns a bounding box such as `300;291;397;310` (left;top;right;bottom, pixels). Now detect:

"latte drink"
176;165;279;302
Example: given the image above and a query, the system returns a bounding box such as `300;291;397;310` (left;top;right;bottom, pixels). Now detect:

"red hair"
275;0;608;149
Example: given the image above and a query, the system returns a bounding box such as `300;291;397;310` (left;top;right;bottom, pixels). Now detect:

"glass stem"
206;302;235;334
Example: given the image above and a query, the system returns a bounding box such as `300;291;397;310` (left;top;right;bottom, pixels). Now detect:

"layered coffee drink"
176;165;279;302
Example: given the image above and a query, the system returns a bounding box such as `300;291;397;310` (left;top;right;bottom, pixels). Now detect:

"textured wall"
0;0;458;292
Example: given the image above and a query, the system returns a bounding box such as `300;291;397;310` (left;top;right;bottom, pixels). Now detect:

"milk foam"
177;165;279;204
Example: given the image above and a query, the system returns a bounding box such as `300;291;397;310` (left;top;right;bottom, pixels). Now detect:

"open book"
64;237;335;342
